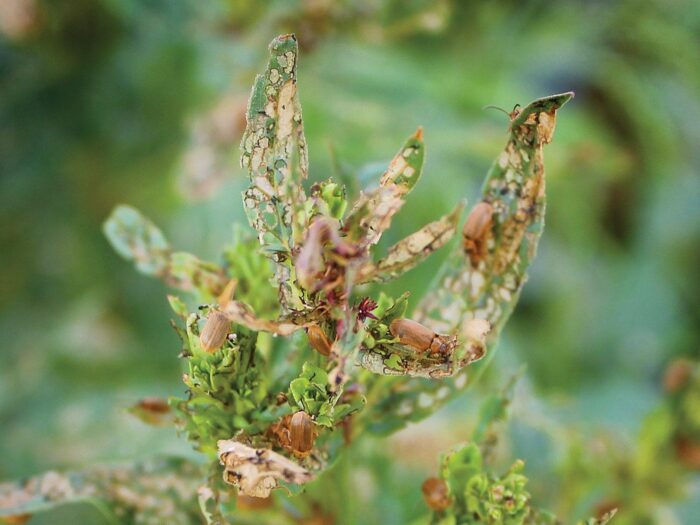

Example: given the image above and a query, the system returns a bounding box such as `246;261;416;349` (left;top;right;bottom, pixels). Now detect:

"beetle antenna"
483;103;522;120
482;104;511;117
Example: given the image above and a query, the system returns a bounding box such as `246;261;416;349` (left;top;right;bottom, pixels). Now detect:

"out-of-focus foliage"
1;0;699;524
435;445;551;525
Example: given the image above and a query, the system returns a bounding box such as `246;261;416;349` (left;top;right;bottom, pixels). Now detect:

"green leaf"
103;204;170;276
290;377;311;405
168;294;189;319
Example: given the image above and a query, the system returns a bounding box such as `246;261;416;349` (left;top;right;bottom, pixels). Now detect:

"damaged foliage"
357;92;573;436
217;441;314;498
3;33;576;523
103;205;227;303
102;33;572;502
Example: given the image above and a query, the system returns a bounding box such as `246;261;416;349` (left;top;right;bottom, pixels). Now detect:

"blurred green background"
1;0;699;523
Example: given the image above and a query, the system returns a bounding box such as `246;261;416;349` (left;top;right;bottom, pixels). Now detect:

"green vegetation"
1;2;699;524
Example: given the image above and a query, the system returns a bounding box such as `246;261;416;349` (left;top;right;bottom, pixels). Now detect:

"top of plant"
0;31;579;525
0;36;559;525
97;33;573;498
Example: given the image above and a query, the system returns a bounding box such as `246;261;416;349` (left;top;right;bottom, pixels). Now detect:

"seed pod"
306;325;331;356
199;310;231;352
463;201;493;267
422;477;450;511
290;411;315;457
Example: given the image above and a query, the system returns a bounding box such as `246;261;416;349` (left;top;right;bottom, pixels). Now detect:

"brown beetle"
199;310;231;353
129;397;173;426
236;493;274;510
389;318;457;356
199;279;237;353
289;411;316;457
675;436;700;470
422;477;450;511
136;397;170;414
463;201;494;267
2;514;32;525
306;325;331;357
663;358;693;393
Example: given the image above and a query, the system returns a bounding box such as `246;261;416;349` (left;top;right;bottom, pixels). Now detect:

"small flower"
357;297;378;321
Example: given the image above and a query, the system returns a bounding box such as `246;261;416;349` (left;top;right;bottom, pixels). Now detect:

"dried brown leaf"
217;440;313;498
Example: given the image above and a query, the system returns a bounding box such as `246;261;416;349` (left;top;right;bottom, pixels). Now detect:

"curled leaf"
416;92;574;338
361;93;571;429
221;300;305;336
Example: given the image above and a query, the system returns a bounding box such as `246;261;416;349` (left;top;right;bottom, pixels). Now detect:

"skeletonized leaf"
343;186;403;247
344;128;425;247
103;205;170;276
379;127;425;193
240;34;310;311
416;92;574;337
241;33;308;255
359;93;572;428
217;440;313;498
358;202;463;283
104;205;227;302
